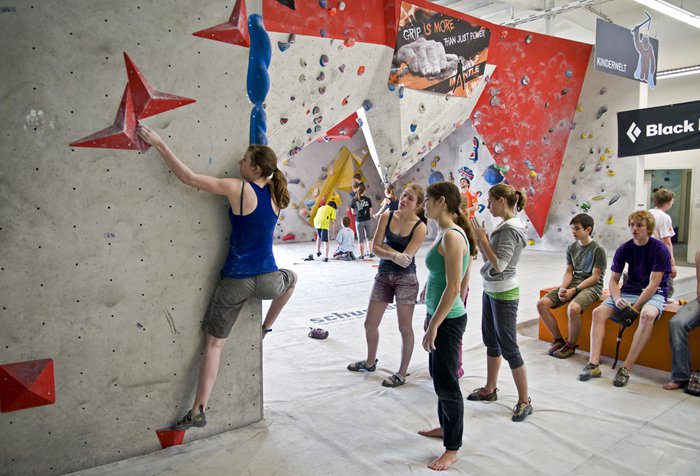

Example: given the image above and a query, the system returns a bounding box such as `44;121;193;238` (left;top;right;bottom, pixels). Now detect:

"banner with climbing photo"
389;1;491;97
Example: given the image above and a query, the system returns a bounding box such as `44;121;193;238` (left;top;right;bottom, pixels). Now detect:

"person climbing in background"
468;184;532;422
537;214;607;359
663;247;700;391
373;184;399;218
649;188;677;297
459;177;478;219
347;184;427;387
333;216;356;261
631;12;657;89
136;124;297;431
351;183;374;259
313;200;337;262
416;181;475;471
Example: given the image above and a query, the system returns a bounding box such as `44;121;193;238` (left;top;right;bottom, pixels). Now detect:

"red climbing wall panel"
263;0;397;48
400;0;592;236
0;358;56;413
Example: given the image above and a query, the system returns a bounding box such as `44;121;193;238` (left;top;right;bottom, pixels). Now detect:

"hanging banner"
595;15;659;89
617;100;700;157
389;1;490;97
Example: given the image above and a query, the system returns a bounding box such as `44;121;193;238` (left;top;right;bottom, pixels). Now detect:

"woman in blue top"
137;125;297;430
418;181;476;472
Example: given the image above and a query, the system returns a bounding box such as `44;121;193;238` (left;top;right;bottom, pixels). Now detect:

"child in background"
351;183;374;259
334;217;356;260
314;201;337;262
373;184;399;218
649;188;677;296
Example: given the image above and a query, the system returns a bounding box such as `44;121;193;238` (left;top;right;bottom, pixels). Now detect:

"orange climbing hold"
156;429;186;449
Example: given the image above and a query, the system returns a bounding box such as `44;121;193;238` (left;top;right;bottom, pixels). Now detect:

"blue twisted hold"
247;14;271;145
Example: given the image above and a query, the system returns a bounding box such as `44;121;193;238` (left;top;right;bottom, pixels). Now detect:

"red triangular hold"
156;428;186;448
0;358;55;413
193;0;250;47
70;85;149;152
123;52;196;120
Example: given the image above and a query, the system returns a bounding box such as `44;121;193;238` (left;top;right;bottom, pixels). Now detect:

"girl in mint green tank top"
419;182;477;471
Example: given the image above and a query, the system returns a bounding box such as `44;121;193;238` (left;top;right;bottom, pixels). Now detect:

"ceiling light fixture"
656;64;700;79
631;0;700;29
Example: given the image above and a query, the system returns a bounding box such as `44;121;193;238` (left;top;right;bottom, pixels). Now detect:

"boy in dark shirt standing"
351;183;373;259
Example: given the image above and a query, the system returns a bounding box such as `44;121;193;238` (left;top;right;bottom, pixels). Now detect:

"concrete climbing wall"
0;2;264;475
530;55;641;254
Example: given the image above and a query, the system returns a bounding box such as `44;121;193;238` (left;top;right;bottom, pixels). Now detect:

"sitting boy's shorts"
316;228;329;242
543;286;601;313
370;272;419;304
601;292;666;320
203;269;297;339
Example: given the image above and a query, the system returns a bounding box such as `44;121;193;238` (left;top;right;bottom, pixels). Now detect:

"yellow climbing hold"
527;239;536;246
605;147;612;154
607;170;616;177
592;195;606;201
599;155;607;161
282;160;289;166
576;104;583;112
291;203;298;209
607;216;615;225
580;134;588;139
529;170;537;178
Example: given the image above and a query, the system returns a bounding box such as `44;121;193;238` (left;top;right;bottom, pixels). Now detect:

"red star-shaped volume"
123;52;196;119
70;85;150;152
193;0;250;47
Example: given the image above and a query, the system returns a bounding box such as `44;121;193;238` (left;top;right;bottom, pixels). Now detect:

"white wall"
645;74;700;263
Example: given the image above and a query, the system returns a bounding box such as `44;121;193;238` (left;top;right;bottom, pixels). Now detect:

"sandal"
347;359;377;372
382;373;406;388
308;327;329;339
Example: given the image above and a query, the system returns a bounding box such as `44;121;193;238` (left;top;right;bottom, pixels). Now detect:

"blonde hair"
489;184;526;212
628;210;655;233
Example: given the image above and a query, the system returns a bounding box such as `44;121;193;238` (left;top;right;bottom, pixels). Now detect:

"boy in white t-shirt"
649;188;677;295
333;216;356;260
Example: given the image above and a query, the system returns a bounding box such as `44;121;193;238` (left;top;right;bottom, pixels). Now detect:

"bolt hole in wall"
644;168;693;265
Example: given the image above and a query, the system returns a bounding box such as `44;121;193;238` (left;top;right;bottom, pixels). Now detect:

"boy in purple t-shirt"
579;210;672;387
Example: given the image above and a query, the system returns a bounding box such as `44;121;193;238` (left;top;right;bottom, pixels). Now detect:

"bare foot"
428;450;459;471
662;380;687;390
418;427;443;438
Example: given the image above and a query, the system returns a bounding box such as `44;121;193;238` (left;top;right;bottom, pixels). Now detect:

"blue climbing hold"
428;171;445;184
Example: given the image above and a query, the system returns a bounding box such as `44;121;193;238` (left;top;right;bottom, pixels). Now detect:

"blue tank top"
220;181;279;278
377;211;422;274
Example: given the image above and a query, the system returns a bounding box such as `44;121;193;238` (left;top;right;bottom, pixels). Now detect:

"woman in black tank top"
347;184;427;388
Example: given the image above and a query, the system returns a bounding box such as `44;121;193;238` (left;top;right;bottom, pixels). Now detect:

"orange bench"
537;288;700;372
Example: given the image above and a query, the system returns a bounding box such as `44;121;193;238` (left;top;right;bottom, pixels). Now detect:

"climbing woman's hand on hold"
136;124;163;147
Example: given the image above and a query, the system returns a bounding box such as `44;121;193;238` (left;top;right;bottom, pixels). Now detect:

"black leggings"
428;313;467;451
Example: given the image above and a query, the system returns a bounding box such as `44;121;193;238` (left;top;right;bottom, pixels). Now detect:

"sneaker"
173;405;206;430
347;359;377;372
316;252;321;257
512;398;533;422
613;367;631;387
547;338;566;356
323;258;329;262
381;373;406;388
466;387;498;402
553;342;577;359
368;253;375;258
578;363;601;381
